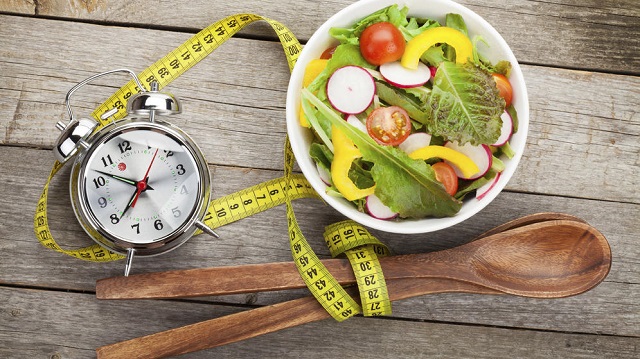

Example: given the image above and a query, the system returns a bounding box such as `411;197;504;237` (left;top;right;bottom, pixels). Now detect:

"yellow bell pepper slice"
409;145;479;178
401;27;473;69
331;126;375;201
299;59;329;127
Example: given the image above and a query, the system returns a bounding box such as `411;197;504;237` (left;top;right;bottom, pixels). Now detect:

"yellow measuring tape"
34;13;391;320
324;220;392;316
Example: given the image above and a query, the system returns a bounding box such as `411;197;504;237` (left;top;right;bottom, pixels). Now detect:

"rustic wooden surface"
1;0;639;358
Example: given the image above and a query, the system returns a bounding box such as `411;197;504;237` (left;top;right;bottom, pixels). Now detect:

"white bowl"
286;0;529;234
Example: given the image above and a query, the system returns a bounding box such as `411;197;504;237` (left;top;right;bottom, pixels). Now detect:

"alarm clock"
53;69;219;276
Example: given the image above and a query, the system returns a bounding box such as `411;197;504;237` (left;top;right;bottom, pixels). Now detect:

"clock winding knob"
127;81;181;118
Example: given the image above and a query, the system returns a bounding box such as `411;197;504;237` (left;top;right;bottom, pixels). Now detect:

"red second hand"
130;148;159;209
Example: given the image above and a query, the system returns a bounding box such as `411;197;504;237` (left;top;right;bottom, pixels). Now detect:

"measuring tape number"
324;220;392;317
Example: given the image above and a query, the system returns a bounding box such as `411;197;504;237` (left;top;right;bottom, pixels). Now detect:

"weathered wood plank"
0;145;638;336
2;286;639;358
1;15;638;204
513;66;640;202
0;1;638;357
0;0;638;74
0;0;33;14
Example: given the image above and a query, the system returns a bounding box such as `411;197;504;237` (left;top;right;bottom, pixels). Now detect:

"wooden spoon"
97;215;606;300
95;214;611;359
96;279;500;359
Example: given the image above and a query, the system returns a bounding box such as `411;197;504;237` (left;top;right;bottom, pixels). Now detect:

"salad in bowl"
286;0;529;234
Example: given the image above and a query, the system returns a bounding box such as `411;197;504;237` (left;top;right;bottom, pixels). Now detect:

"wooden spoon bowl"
465;220;611;297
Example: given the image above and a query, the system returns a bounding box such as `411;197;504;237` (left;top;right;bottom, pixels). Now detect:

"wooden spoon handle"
96;250;504;300
96;212;589;300
96;295;325;359
96;278;501;359
96;259;351;300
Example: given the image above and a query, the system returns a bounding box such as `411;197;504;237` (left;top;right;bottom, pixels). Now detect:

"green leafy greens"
302;89;461;218
423;62;505;145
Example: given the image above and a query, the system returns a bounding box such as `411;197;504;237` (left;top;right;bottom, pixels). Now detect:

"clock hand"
120;187;139;219
142;149;160;180
119;149;160;220
120;180;155;219
94;170;136;186
94;170;154;191
129;148;159;209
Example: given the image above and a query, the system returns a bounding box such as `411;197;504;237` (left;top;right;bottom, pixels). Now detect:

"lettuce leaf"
506;103;519;133
419;47;448;67
375;80;430;123
445;13;468;35
349;158;375;189
329;4;409;44
444;14;469;62
302;89;461;218
400;16;440;38
424;62;505;145
310;143;333;170
301;94;333;151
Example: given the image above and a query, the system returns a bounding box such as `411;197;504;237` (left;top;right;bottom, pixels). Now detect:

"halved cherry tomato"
492;73;513;107
359;22;405;66
366;106;411;146
431;162;458;196
320;46;337;59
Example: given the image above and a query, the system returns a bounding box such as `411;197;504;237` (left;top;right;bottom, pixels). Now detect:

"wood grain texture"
0;1;639;357
3;286;639;359
1;15;638;203
0;0;638;74
0;146;638;337
95;280;501;359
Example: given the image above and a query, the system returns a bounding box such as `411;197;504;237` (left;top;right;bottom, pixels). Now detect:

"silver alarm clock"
53;69;218;276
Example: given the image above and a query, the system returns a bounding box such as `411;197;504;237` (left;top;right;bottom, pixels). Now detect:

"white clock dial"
81;127;202;244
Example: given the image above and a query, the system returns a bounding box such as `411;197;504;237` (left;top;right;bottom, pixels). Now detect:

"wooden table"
1;1;638;357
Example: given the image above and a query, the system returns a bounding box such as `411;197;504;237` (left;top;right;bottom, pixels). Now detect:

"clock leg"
195;220;220;239
124;248;136;277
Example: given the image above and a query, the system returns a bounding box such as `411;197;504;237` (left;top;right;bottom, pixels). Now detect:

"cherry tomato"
366;106;411;146
492;73;513;107
320;46;337;59
431;162;458;196
359;22;405;66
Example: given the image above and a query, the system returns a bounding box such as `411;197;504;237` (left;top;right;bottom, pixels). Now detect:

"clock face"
78;124;204;245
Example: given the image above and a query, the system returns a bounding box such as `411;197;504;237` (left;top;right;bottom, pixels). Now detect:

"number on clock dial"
83;129;201;244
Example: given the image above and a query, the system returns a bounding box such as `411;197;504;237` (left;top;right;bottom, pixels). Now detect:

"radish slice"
398;132;432;154
476;172;501;200
492;111;514;146
326;66;375;114
316;162;331;185
444;141;492;180
366;194;398;220
345;114;367;133
429;66;437;79
379;61;431;88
